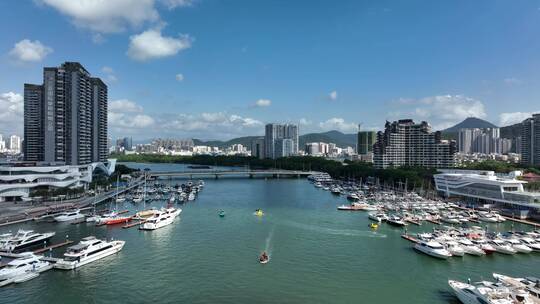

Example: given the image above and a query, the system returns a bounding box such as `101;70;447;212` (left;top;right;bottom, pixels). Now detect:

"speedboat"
369;223;378;229
54;236;125;270
346;193;360;201
493;273;540;300
132;196;143;203
259;252;269;264
140;208;182;230
520;237;540;251
54;210;85;222
443;240;465;257
0;230;56;252
0;252;50;280
490;239;517;255
414;241;452;259
472;239;497;254
254;209;264;217
188;193;195;201
448;279;531;304
219;210;226;217
104;215;131;225
95;211;118;224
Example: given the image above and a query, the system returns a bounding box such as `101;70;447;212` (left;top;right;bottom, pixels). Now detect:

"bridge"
147;169;317;179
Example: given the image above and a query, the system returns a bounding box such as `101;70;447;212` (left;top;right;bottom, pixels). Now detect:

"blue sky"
1;0;540;140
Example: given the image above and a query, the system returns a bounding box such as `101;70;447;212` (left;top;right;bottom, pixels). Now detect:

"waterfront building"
264;123;299;159
23;62;108;165
305;142;329;156
373;119;456;169
521;113;540;166
434;169;540;220
9;135;21;154
250;137;265;159
0;160;116;202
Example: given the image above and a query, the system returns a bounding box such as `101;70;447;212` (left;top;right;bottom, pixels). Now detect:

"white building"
0;134;5;152
9;135;21;154
0;160;116;202
434;169;540;219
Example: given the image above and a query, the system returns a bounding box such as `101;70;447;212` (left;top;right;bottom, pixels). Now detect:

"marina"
0;163;538;303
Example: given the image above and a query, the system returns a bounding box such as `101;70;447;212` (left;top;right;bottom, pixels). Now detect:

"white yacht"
493;273;540;300
54;236;125;270
368;212;388;223
414;241;452;259
0;253;50;280
54;210;85;222
490;239;517;255
132;196;143;203
472;239;497;254
520;237;540;251
188;193;195;201
505;238;532;253
443;240;465;257
458;239;486;256
140;208;182;230
449;279;531;304
0;230;56;252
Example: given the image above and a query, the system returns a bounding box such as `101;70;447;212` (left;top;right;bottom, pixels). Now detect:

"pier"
33;240;73;254
147;169;316;179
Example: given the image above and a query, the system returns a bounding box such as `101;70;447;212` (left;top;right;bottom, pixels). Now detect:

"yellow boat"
255;209;264;217
369;223;378;229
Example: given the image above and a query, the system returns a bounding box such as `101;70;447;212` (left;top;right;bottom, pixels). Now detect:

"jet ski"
254;209;264;217
259;252;269;264
219;210;226;217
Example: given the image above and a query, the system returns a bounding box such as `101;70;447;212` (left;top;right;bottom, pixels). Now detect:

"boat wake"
278;220;387;238
264;226;275;257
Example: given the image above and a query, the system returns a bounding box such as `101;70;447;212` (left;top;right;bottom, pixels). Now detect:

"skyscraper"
24;62;108;165
458;128;506;154
264;123;299;159
373;119;456;169
521;113;540;166
9;135;21;154
250;137;265;159
357;130;376;155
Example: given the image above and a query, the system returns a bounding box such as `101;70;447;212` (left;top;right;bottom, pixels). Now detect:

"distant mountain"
441;117;498;140
193;130;357;149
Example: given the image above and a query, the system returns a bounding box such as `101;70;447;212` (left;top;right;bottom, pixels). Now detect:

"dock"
401;234;419;243
33;240;73;254
502;216;540;228
426;218;441;225
405;219;422;226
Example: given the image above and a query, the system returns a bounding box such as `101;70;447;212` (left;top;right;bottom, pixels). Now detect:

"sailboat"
135;173;157;219
104;176;131;225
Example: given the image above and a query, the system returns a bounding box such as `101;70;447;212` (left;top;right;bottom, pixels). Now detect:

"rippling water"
1;163;538;303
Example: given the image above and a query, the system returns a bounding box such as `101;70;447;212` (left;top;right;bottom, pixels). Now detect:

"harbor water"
1;163;538;303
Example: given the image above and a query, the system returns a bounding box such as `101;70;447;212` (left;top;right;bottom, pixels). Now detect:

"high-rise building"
250;137;265;159
521;113;540;166
24;62;108;165
458;128;509;155
357;129;376;155
264;123;299;159
373;119;456;169
9;135;21;154
0;134;4;152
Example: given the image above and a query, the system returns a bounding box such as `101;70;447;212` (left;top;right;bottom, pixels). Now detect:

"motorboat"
505;238;533;253
259;252;269;264
386;216;407;227
369;223;378;229
95;211;118;225
414;241;452;259
458;239;486;256
140;208;182;230
219;210;226;217
337;202;376;211
490;239;517;255
104;215;131;225
54;210;85;222
346;193;360;201
132;196;143;203
368;212;388;223
54;236;125;270
188;193;196;201
115;197;126;203
443;240;465;257
0;230;56;252
493;273;540;300
0;253;50;280
134;209;159;219
169;196;176;204
254;209;264;217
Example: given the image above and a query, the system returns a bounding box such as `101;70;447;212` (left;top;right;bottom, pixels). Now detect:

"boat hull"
55;241;125;270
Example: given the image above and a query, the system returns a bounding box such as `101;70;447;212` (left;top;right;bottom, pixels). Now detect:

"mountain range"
441;117;521;140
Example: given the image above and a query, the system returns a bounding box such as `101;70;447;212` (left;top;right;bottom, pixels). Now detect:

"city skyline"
1;1;540;140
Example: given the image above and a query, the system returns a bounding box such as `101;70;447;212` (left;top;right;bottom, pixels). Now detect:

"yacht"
490;239;517;255
449;279;532;304
493;273;540;300
368;212;388;223
414;241;452;259
0;253;50;280
386;216;407;227
505;238;533;253
0;230;56;252
54;236;125;270
54;210;85;222
346;193;360;201
443;240;465;257
520;237;540;251
458;239;486;256
471;239;497;254
188;193;195;201
140;207;182;230
132;196;143;203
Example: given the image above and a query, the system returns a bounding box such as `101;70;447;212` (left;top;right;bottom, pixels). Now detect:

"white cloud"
319;118;357;133
127;28;192;61
102;66;114;74
299;118;312;126
175;73;184;82
0;92;24;135
390;95;487;130
254;99;271;107
9;39;53;62
101;66;118;83
499;111;539;126
328;90;338;101
504;77;522;85
40;0;159;33
160;0;194;9
109;99;143;113
161;112;263;138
